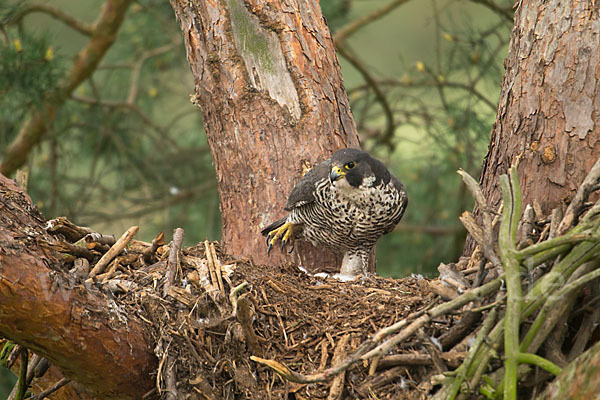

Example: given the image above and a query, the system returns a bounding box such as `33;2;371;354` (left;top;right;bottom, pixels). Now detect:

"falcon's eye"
344;161;356;170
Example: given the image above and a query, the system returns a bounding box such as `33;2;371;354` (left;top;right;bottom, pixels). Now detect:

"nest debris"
4;159;600;399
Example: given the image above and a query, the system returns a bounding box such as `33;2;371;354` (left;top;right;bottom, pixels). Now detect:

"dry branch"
4;153;600;399
163;228;184;297
0;179;155;399
87;225;139;279
558;156;600;235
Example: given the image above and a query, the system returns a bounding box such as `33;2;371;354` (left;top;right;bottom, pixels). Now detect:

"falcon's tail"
260;217;288;237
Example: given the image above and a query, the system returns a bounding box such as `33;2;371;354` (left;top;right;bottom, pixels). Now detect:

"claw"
264;221;295;255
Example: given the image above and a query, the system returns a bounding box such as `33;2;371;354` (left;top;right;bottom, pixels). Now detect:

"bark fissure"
170;0;359;271
467;0;600;260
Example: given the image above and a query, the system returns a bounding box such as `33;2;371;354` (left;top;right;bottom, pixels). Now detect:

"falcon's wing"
284;159;331;211
384;174;408;234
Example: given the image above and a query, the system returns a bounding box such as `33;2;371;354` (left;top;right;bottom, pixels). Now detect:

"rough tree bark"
0;175;155;400
466;0;600;256
4;0;600;398
169;0;360;271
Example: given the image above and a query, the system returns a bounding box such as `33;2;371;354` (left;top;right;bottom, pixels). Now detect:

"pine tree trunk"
169;0;360;272
0;176;155;400
465;0;600;255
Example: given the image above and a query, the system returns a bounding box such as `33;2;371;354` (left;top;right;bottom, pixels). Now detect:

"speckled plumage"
262;148;408;276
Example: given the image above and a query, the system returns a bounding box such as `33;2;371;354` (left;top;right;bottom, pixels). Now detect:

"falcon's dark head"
329;148;390;189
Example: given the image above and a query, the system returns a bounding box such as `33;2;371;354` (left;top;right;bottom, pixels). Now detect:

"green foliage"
0;342;17;398
0;367;17;399
0;0;218;247
0;0;512;276
0;30;63;146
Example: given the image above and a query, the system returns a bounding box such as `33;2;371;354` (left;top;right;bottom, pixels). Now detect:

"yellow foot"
266;222;294;254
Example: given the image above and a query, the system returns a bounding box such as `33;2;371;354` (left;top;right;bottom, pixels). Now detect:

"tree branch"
336;44;395;147
470;0;514;22
8;4;94;36
0;176;155;399
333;0;413;43
0;0;134;176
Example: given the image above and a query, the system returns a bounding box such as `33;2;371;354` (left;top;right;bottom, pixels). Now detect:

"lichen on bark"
226;0;301;119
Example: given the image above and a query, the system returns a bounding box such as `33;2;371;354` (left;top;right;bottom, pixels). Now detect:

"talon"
287;242;295;254
264;222;295;254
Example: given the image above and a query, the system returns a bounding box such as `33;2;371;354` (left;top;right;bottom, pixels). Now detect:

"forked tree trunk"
467;0;600;256
169;0;360;272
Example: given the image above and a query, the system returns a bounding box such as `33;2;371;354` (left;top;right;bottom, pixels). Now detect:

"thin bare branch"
127;42;178;104
558;156;600;235
333;0;413;43
0;0;135;176
28;378;70;400
7;4;94;36
336;44;395;147
470;0;514;22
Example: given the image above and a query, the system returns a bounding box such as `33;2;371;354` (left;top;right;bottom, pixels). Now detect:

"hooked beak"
329;166;345;183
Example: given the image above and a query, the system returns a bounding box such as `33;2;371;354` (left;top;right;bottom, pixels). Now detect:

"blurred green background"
0;0;511;390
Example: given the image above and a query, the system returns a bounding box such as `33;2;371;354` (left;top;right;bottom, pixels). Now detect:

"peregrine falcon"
261;148;407;276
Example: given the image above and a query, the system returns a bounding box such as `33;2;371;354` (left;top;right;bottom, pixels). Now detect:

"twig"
558;156;600;234
516;352;561;376
498;167;523;400
236;294;262;356
520;259;600;353
14;348;28;400
164;357;177;400
87;225;139;279
252;276;502;383
45;240;96;261
45;217;95;242
204;241;222;295
327;335;350;400
98;258;121;282
84;232;116;246
458;169;502;270
568;283;600;361
470;0;514;22
143;231;165;264
334;0;413;43
163;228;184;297
518;231;593;258
7;4;94;36
335;44;395;147
127;43;177;104
378;351;465;369
434;297;498;400
229;282;248;317
518;204;535;249
463;235;600;394
28;378;70;400
210;242;225;297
